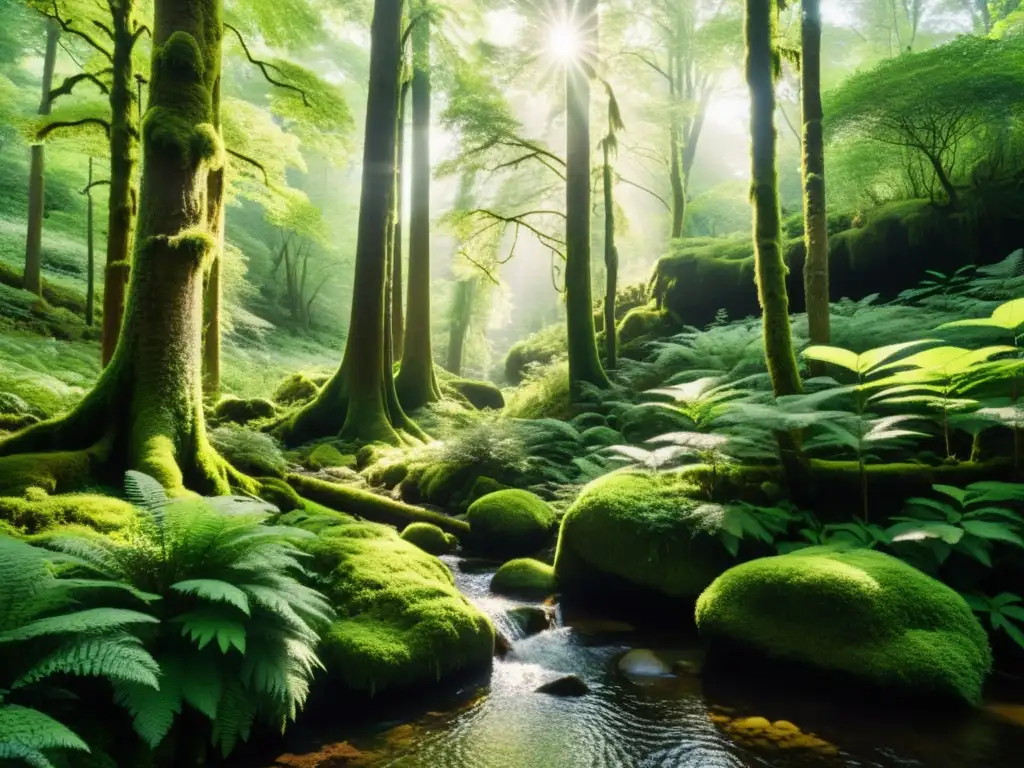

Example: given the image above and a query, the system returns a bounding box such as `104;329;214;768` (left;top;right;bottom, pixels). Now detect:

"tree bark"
446;278;473;376
667;56;685;240
0;0;254;497
747;0;802;398
801;0;829;374
279;0;424;446
395;10;440;411
390;78;409;362
102;1;141;367
85;158;95;327
565;0;610;395
23;18;59;297
203;74;224;397
602;140;617;370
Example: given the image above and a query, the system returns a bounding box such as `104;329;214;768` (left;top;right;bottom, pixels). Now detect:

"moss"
580;425;622;448
273;373;320;405
466;489;556;558
0;449;98;496
618;402;695;444
0;413;39;432
287;473;470;536
555;472;733;605
467;476;506;503
213;396;277;425
256;476;302;513
0;393;30;416
303;513;493;694
695;547;992;705
616;306;678;345
448;378;505;410
365;459;409;489
305;443;357;471
400;522;458;556
502;323;566;385
490;558;557;599
0;490;136;534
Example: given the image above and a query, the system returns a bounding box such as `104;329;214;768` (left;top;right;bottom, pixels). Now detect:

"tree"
801;0;829;370
395;2;441;410
826;35;1024;209
281;0;426;446
0;0;259;496
598;84;623;370
22;15;58;297
564;0;611;394
746;0;801;398
391;74;410;361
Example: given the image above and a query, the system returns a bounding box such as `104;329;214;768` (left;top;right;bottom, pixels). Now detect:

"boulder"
695;547;992;705
400;522;458;556
490;558;557;599
466;490;557;558
617;649;672;678
272;373;320;405
506;606;553;637
213;395;277;425
536;674;589;697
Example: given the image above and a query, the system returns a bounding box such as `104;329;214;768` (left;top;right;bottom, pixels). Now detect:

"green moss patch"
555;472;733;606
303;511;493;694
695;547;992;705
0;489;136;534
273;372;320;405
466;489;557;558
213;395;278;425
400;522;458;556
305;443;357;471
616;307;678;345
448;378;505;410
490;558;557;599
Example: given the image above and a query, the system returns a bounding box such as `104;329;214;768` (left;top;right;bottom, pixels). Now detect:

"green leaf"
961;520;1024;547
113;678;182;748
0;704;88;756
887;521;965;545
858;340;938;373
802;345;859;372
1002;619;1024;650
956;536;993;567
0;608;157;643
174;611;247;655
171;580;251;616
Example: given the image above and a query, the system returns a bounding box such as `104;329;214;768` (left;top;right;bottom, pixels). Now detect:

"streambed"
268;558;1024;768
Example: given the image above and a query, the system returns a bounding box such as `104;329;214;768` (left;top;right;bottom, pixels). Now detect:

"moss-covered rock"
502;323;566;385
0;489;137;534
580;425;622;448
400;522;458;555
305;443;357;471
617;307;679;345
449;378;505;410
213;395;277;425
490;558;557;599
303;511;494;694
467;476;507;503
273;372;320;405
256;476;303;513
695;547;992;705
466;490;557;558
555;472;732;606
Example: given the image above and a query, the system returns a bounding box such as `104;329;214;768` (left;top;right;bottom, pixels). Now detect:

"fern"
40;472;334;759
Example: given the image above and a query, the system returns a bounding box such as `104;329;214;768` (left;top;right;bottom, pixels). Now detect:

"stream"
269;557;1024;768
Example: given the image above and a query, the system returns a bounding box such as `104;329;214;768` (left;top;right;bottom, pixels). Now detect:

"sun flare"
548;20;580;61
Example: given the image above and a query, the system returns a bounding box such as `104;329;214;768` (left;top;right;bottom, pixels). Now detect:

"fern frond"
123;471;169;515
13;634;160;690
0;704;89;754
171;580;251;616
112;677;183;749
0;607;157;644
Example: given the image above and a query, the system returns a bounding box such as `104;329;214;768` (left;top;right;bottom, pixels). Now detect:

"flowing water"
268;557;1024;768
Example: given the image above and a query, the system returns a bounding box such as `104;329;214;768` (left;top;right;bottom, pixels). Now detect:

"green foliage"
503;323;567;385
272;372;320;406
962;592;1024;652
41;473;332;758
466;489;556;558
490;558;556;599
696;547;992;704
304;443;355;471
0;490;136;534
400;522;458;556
0;536;158;768
208;425;288;478
213;395;278;425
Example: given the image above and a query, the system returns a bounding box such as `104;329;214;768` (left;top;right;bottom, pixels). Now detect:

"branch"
91;19;113;40
618;50;671;82
616;174;670;210
49;71;110;103
224;23;309;107
80;179;110;195
401;9;433;48
37;117;111;140
43;1;112;61
226;148;269;184
489;151;566;180
130;24;151;49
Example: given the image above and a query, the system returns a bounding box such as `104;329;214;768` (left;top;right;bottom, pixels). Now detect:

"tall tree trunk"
446;278;473;376
102;2;140;366
747;0;801;398
0;0;255;496
23;18;59;297
395;10;440;411
85;158;95;327
668;56;685;240
602;140;617;370
279;0;424;446
801;0;829;375
565;0;611;395
203;75;224;397
390;79;409;362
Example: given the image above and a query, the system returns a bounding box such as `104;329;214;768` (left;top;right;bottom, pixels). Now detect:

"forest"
0;0;1023;766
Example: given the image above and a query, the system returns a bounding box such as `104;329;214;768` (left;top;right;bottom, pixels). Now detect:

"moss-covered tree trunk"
746;0;801;398
202;75;224;396
279;0;424;446
101;3;140;367
390;78;409;363
0;0;254;496
602;140;617;370
801;0;829;375
395;12;440;411
85;158;96;326
668;56;685;240
565;0;611;396
23;18;59;297
446;278;473;376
